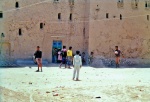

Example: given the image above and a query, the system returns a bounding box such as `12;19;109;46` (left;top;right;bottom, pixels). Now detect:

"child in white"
73;51;82;81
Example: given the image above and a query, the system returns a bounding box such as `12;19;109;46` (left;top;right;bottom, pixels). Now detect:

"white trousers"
73;66;80;79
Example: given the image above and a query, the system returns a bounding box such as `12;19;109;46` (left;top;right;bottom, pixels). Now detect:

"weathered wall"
0;0;90;63
1;0;150;65
89;0;150;59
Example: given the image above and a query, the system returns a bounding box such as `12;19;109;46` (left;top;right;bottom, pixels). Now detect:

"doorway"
0;42;10;62
52;40;62;63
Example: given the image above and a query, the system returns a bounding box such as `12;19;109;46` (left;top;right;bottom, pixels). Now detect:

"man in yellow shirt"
67;46;73;69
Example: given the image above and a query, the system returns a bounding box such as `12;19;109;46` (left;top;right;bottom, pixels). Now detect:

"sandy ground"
0;66;150;102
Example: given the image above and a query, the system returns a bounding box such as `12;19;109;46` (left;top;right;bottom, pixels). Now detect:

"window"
16;2;19;8
0;11;3;18
69;0;74;5
145;2;147;7
54;0;59;2
131;0;139;9
106;13;109;19
1;33;5;37
145;0;150;9
83;28;85;37
120;14;122;20
147;15;149;21
117;0;124;8
19;29;22;36
96;5;100;11
58;13;61;20
40;23;43;29
70;13;72;21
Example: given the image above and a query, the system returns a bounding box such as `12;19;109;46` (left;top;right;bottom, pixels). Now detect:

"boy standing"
34;46;42;72
114;46;123;68
67;46;73;69
73;51;82;81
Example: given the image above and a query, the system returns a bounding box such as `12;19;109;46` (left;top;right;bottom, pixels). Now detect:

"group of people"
52;47;86;65
58;46;73;69
34;46;83;80
33;45;124;80
57;46;82;81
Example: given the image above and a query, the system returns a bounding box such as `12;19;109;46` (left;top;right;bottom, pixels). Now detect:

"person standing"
34;46;42;72
81;52;86;65
58;48;62;63
114;46;124;68
67;46;73;69
88;52;94;65
52;48;58;63
73;51;82;81
59;46;67;68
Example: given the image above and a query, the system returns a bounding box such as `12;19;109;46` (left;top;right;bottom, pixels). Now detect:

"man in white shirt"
73;51;82;81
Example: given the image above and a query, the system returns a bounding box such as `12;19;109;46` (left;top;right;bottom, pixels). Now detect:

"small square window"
19;29;22;36
70;13;72;21
0;11;3;18
58;13;61;20
147;15;149;21
16;2;19;8
54;0;59;2
1;33;5;37
117;0;124;8
131;0;139;9
145;2;148;7
40;23;43;29
106;13;109;18
83;28;85;36
120;14;122;20
145;1;150;9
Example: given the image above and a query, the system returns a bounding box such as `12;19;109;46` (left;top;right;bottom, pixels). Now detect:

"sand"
0;66;150;102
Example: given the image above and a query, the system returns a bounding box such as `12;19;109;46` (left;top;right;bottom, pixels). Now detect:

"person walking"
59;46;67;68
73;51;82;81
34;46;42;72
67;46;73;69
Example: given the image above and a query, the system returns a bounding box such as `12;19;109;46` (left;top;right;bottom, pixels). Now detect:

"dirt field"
0;66;150;102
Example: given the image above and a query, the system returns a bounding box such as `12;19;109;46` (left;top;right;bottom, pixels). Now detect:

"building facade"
0;0;150;64
89;0;150;59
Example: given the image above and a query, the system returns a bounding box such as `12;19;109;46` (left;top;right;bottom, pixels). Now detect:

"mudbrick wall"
0;0;90;65
89;0;150;67
0;0;150;67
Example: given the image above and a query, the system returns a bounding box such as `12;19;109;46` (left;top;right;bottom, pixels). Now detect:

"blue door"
52;41;62;63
